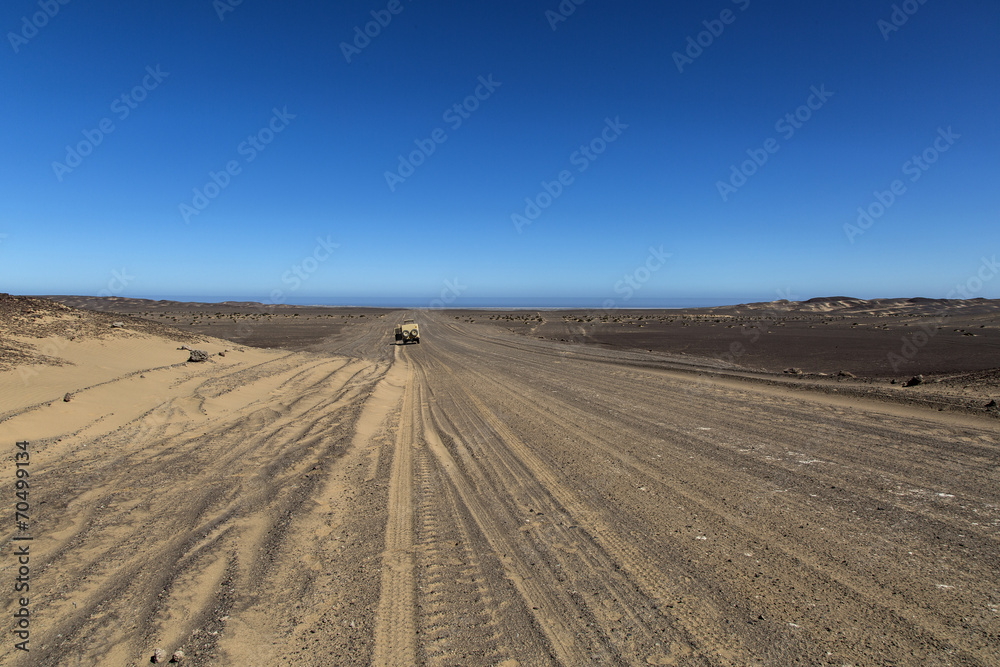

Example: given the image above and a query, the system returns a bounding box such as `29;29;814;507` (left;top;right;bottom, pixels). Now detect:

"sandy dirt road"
2;311;998;665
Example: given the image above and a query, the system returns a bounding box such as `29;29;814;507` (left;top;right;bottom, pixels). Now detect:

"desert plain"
1;293;999;666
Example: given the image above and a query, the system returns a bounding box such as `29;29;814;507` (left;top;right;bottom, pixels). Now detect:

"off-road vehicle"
394;319;420;344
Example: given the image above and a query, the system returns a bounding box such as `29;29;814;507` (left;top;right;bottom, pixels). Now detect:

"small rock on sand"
784;367;802;375
903;374;923;387
111;321;125;328
151;647;167;663
63;392;72;402
171;650;185;663
187;350;209;363
837;370;855;378
987;399;998;409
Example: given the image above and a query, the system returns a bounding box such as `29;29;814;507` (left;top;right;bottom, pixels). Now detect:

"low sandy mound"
0;293;266;433
0;293;198;371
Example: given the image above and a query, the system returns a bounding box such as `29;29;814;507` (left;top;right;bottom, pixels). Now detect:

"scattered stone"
152;648;167;663
837;370;855;378
890;379;897;384
187;349;209;363
783;367;803;375
111;321;125;328
140;374;146;379
170;650;185;663
903;374;923;387
987;399;998;409
218;350;225;357
179;345;192;351
63;392;73;402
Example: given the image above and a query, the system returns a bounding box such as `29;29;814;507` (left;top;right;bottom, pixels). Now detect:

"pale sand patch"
0;332;282;446
3;333;190;410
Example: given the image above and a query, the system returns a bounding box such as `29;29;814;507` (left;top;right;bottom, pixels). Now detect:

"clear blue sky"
2;0;998;305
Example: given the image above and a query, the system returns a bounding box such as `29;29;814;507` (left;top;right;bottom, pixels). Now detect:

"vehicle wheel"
415;338;420;344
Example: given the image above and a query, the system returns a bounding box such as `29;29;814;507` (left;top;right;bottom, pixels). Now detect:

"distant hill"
711;297;1000;317
39;295;304;313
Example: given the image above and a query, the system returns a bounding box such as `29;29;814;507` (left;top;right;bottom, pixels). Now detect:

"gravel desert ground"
2;294;999;666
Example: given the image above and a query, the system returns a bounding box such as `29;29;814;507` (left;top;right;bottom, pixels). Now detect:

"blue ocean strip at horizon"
122;296;756;309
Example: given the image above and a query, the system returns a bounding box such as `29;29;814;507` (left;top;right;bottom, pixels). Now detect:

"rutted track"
374;313;1000;666
1;346;397;666
3;310;998;665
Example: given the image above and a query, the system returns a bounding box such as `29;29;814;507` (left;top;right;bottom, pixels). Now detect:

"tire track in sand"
3;352;384;666
373;349;418;667
412;432;553;666
411;359;606;665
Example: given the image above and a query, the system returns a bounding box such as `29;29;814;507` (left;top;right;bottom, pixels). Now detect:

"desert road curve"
2;311;998;666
